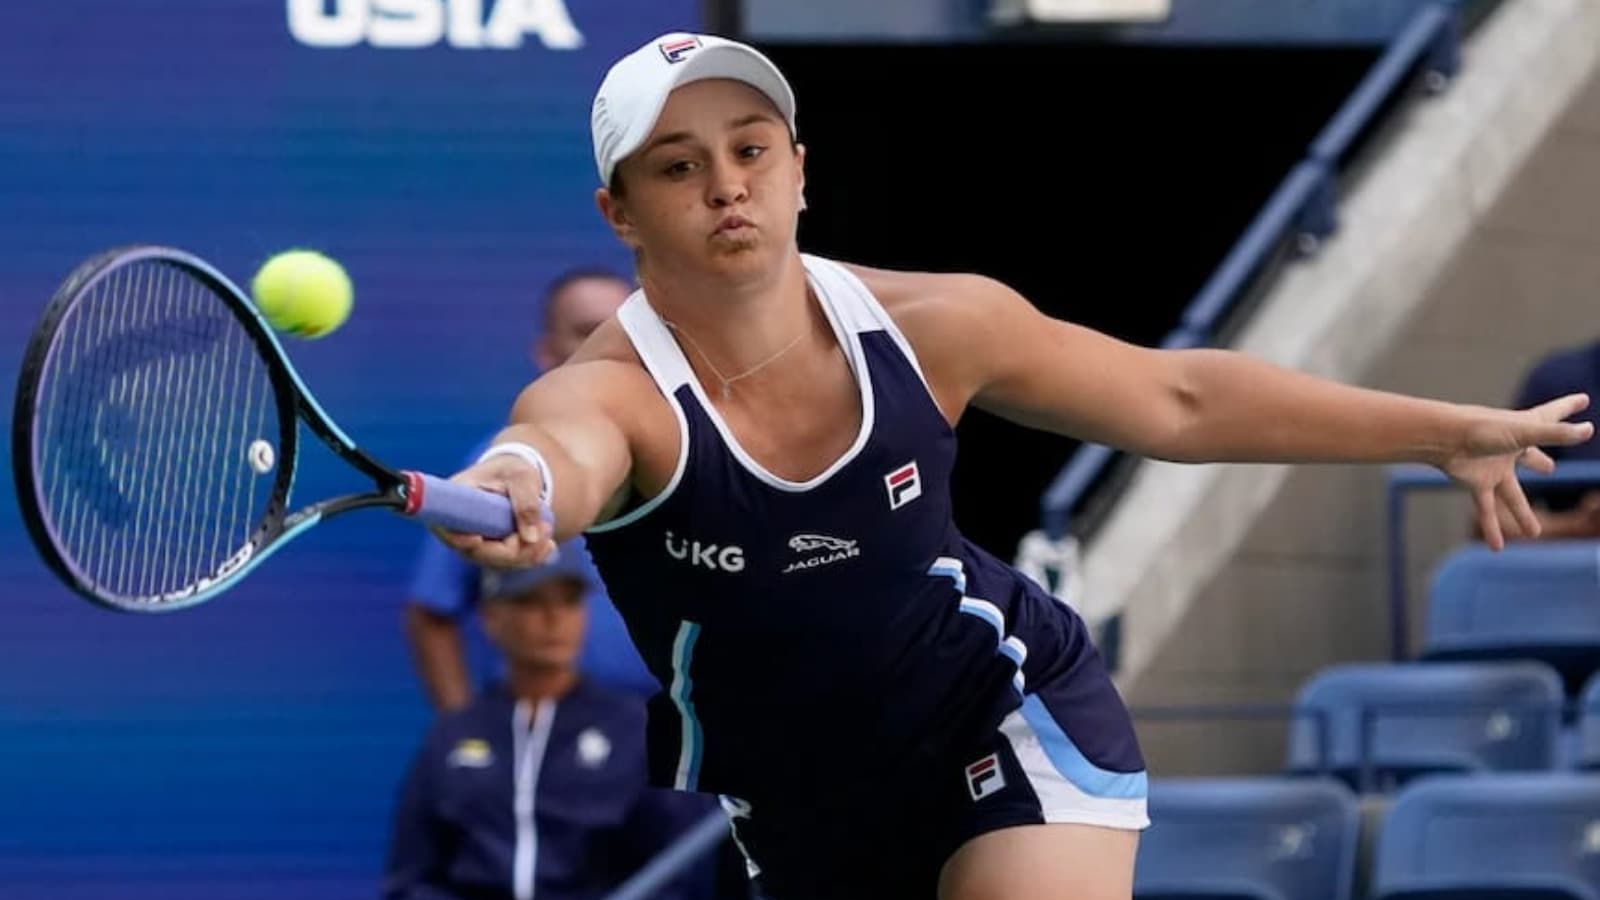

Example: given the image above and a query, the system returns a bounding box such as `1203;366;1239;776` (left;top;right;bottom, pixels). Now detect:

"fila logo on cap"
885;461;922;510
966;753;1005;801
658;36;702;63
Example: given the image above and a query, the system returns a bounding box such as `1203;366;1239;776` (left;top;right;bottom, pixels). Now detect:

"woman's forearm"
1158;349;1471;466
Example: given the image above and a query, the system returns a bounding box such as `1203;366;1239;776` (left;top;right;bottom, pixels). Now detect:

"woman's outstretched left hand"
1437;393;1594;549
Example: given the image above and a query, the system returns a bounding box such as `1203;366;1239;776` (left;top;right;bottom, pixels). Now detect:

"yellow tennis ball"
250;249;353;339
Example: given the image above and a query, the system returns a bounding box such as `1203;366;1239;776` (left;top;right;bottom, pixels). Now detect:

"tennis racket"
12;244;518;613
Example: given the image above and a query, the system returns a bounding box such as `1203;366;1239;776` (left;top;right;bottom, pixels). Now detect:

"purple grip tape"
403;472;522;539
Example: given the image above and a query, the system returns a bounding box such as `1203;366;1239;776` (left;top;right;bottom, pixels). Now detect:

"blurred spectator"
1493;339;1600;540
404;268;656;711
384;543;724;900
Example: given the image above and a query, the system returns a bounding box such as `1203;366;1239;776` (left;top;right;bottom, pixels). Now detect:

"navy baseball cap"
479;539;595;602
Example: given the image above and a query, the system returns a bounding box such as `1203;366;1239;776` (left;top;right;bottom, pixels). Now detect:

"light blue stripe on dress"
1020;694;1147;799
670;620;704;790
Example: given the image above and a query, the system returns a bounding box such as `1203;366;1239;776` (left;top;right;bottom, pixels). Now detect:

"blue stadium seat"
1372;774;1600;900
1285;662;1563;790
1424;542;1600;693
1577;673;1600;770
1135;777;1359;900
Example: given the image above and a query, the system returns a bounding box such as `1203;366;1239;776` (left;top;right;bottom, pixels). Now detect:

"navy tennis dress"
583;254;1147;899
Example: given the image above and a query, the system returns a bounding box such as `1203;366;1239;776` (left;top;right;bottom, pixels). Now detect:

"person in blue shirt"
385;540;724;900
404;268;658;710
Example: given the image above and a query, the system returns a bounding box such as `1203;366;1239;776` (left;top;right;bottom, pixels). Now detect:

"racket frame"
12;245;414;612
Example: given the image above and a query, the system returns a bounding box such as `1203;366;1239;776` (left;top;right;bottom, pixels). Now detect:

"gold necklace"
662;317;805;400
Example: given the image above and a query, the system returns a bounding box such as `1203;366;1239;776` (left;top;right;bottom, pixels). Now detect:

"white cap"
590;32;797;186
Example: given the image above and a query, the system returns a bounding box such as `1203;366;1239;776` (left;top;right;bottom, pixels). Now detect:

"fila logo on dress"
885;461;922;510
966;752;1006;801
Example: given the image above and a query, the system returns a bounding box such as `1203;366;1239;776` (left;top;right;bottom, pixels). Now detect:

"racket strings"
114;263;159;594
33;261;282;602
155;267;206;595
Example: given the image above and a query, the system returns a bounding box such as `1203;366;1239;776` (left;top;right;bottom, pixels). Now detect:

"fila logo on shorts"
659;37;701;63
885;461;922;510
966;753;1006;801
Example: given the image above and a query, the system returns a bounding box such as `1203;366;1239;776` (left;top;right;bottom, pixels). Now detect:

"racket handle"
402;472;519;538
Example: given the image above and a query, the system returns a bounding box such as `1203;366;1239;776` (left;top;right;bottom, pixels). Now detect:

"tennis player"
432;32;1594;900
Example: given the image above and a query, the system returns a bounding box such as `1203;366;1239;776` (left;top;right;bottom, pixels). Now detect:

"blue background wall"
0;2;695;896
740;0;1452;43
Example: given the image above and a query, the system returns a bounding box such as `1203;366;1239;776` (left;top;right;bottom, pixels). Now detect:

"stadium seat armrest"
1374;876;1600;900
1135;878;1290;900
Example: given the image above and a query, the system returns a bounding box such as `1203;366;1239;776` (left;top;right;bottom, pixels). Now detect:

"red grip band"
402;471;425;516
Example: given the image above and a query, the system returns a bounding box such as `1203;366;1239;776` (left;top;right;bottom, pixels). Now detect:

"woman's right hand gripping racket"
11;244;539;612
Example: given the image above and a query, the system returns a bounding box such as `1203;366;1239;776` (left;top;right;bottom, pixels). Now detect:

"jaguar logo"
783;533;860;574
788;533;856;553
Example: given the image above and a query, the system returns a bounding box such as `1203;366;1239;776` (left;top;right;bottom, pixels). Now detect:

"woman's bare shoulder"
567;316;643;368
837;261;1013;334
530;317;667;420
833;261;1026;424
